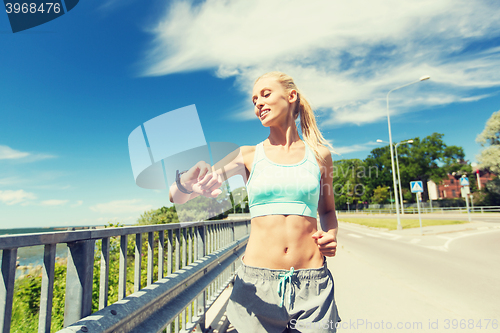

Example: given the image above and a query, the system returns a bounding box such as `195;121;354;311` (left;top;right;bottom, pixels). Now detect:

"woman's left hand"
311;230;337;257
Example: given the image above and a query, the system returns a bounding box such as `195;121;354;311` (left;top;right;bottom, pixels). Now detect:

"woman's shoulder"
239;145;256;159
316;145;332;158
239;145;257;153
238;145;257;169
312;144;333;168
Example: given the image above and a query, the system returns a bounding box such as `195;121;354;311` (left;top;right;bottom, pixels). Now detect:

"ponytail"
296;92;335;165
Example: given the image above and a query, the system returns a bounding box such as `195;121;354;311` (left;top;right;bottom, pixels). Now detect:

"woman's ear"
288;89;298;104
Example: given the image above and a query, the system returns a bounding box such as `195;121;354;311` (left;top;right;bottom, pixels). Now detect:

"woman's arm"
169;146;249;204
312;146;338;257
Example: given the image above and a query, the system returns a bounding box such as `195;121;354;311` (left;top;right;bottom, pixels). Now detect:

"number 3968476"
5;3;61;14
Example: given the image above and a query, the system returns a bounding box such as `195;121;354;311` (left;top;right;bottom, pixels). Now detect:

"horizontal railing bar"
183;273;234;333
0;220;250;250
130;245;246;333
57;236;248;333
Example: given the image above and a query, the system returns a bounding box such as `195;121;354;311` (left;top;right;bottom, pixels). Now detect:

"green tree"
137;206;179;225
363;147;393;198
364;133;466;202
372;186;390;204
476;110;500;174
331;159;370;210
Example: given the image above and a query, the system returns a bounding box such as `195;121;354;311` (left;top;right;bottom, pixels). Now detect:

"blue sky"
1;0;500;228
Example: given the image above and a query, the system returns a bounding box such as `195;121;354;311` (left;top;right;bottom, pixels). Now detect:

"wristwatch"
176;170;193;194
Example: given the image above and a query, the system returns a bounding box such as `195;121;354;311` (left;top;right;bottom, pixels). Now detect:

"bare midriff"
243;214;325;270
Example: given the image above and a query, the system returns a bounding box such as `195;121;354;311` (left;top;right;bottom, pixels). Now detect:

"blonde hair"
255;71;335;165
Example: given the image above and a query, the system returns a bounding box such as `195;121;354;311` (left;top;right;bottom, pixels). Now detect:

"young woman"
169;72;340;332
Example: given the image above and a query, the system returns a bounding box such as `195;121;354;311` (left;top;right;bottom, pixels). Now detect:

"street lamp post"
395;140;413;215
386;76;430;230
387;186;393;212
377;139;414;215
233;192;240;214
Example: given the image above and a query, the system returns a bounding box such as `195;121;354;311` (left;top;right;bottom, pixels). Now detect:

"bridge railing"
0;219;250;333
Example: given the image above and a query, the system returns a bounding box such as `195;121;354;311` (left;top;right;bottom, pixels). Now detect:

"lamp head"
420;76;430;81
376;139;383;143
407;140;414;143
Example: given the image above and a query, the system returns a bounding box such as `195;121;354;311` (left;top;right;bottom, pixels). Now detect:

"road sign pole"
460;175;471;223
465;194;471;222
417;192;423;235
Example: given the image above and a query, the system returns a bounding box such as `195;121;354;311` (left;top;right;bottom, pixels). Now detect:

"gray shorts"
226;257;341;333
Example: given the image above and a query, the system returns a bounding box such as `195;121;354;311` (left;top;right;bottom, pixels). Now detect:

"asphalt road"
329;222;500;333
337;212;500;223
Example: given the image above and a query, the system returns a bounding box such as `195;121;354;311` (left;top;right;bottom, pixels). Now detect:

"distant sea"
0;226;99;278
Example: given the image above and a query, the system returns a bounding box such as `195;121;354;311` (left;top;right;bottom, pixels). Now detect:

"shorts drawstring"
277;267;294;307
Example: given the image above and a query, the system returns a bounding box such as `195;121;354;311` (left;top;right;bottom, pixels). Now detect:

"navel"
284;247;288;254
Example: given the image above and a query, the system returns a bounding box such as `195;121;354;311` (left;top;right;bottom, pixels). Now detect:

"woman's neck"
267;122;302;149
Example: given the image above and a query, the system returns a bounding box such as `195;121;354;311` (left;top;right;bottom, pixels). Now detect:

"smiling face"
252;77;297;126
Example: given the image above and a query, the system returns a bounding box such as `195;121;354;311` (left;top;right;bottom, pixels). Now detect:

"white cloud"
98;0;137;13
71;200;83;207
96;216;137;225
40;199;69;206
333;141;382;156
0;190;37;205
90;199;153;214
0;145;29;160
0;145;55;162
143;0;500;125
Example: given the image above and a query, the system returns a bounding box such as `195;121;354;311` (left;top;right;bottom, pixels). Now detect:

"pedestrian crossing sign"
410;181;424;193
460;177;469;186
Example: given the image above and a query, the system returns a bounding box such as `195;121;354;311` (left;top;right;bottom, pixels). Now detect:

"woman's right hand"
181;161;223;198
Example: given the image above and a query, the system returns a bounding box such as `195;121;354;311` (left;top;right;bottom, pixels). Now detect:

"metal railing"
0;219;250;333
337;205;500;215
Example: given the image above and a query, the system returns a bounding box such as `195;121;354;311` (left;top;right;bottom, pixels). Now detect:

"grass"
339;218;467;230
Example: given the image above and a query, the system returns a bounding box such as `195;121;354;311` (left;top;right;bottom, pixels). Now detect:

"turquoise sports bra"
246;141;321;219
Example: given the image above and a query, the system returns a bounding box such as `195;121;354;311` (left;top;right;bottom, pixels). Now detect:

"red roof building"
427;170;495;200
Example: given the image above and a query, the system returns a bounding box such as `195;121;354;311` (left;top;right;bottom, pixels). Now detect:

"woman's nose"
255;98;264;109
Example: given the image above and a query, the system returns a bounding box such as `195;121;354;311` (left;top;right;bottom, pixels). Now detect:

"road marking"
377;232;401;240
437;235;451;240
423;245;447;252
348;233;362;238
444;228;500;250
364;233;382;238
410;238;421;244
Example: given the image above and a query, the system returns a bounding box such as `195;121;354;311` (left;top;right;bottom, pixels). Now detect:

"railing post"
175;229;180;332
181;228;187;329
196;225;206;332
64;239;95;327
167;230;173;276
99;238;110;310
231;222;236;275
134;233;142;292
158;231;165;280
182;228;187;268
118;235;127;300
1;248;17;333
188;227;193;265
147;232;154;286
39;244;56;333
